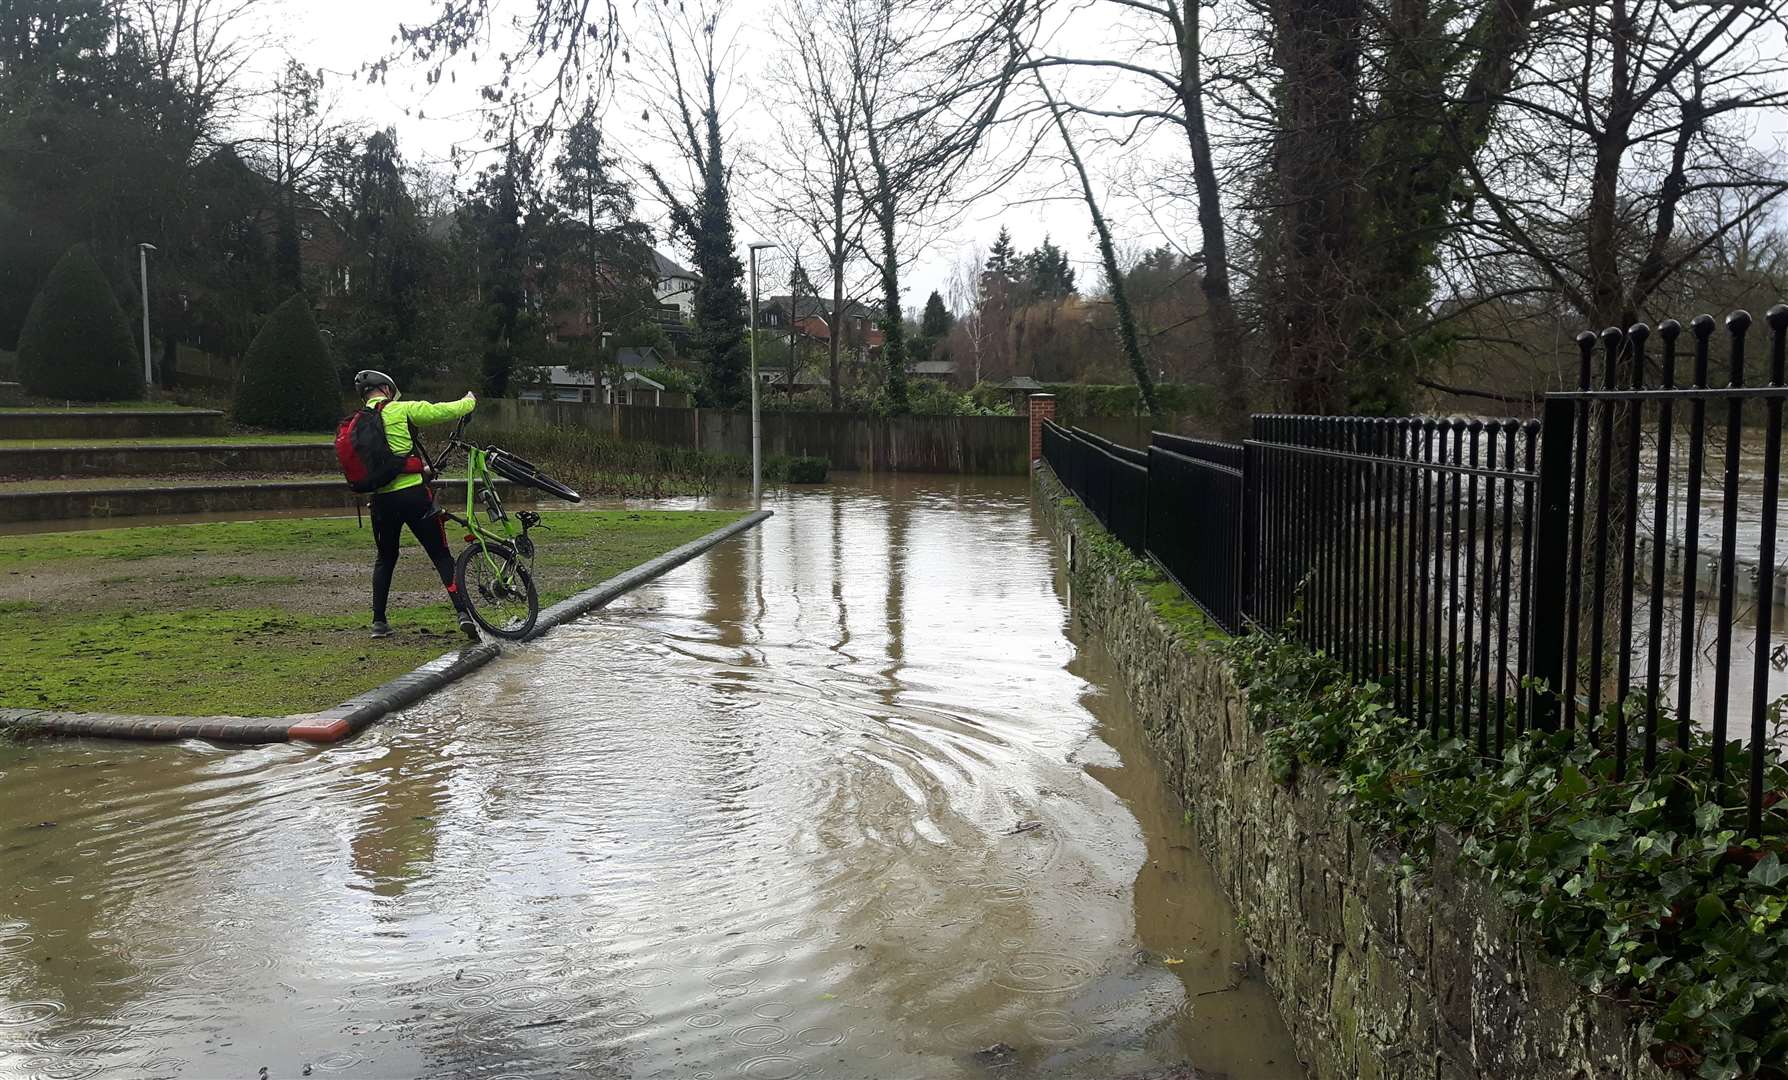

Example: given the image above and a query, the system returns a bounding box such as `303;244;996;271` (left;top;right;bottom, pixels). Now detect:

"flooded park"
0;475;1303;1080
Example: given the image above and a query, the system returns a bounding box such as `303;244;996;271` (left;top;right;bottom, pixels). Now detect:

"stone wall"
1033;464;1672;1080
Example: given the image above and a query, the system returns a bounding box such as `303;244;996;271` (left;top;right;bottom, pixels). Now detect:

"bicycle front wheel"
455;541;539;640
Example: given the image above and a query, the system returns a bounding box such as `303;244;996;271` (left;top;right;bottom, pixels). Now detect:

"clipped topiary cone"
16;243;144;401
235;293;341;431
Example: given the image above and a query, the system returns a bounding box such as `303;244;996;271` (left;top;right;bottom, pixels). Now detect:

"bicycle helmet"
354;369;399;399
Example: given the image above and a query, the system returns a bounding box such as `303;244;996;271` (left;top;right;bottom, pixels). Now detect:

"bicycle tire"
454;541;539;640
487;448;582;503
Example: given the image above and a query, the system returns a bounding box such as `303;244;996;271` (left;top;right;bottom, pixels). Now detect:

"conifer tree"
235;293;339;429
16;244;143;401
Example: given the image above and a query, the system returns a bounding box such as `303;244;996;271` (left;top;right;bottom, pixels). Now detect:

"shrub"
235;294;341;430
641;366;696;395
16;244;143;401
786;456;829;483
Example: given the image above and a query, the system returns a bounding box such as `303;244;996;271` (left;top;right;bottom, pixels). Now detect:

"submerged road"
0;473;1302;1079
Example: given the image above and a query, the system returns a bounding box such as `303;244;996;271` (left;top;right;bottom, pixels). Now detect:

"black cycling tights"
370;485;466;623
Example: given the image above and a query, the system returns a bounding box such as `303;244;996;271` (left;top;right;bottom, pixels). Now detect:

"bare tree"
758;0;877;408
839;0;1026;413
127;0;266;143
1460;0;1788;337
258;58;347;290
375;0;624;142
946;242;991;384
629;0;751;407
1021;0;1249;431
1030;65;1158;415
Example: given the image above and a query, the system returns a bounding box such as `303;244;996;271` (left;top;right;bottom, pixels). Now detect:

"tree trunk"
829;263;845;410
1272;0;1364;415
1173;0;1247;435
876;190;907;413
1035;70;1158;417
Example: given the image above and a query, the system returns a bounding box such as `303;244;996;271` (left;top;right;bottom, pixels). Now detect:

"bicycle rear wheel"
455;541;539;640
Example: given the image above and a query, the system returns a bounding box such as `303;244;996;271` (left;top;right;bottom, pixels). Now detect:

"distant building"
996;376;1045;413
654;251;699;320
758;295;883;355
517;348;688;406
757;368;828;393
250;200;352;299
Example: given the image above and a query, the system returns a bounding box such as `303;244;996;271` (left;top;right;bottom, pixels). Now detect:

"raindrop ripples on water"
0;476;1303;1079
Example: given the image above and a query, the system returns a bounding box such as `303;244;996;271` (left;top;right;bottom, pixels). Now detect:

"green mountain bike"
431;416;582;640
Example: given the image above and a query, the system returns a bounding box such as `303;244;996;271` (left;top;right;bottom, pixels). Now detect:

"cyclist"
353;370;480;641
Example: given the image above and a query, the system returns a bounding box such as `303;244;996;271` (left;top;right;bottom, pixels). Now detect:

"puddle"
0;473;1303;1078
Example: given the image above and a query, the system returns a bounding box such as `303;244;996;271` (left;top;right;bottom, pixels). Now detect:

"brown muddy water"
0;473;1304;1080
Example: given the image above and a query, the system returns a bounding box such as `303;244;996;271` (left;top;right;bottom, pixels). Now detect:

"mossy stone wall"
1034;462;1672;1080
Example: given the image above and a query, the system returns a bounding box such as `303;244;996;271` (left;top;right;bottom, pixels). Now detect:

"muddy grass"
0;509;745;716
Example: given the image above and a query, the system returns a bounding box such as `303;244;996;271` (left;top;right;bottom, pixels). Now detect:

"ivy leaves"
1221;630;1788;1079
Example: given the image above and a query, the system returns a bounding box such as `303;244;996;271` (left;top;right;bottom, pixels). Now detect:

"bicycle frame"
432;427;538;578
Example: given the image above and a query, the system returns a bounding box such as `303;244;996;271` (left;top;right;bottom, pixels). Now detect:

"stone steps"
0;440;334;480
0;407;226;440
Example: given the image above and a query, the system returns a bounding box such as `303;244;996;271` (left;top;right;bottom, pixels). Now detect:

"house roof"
616;346;663;370
609;370;665;390
535;365;667;391
540;365;596;387
910;359;956;376
760;369;827;387
997;376;1045;390
653;250;699;282
764;295;876;321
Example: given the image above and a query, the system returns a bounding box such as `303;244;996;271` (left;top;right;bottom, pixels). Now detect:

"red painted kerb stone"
1027;394;1055;467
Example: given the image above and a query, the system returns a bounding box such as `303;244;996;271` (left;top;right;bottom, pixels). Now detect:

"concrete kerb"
1;509;773;747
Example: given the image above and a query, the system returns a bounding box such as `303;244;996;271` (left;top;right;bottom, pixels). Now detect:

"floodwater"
0;474;1304;1080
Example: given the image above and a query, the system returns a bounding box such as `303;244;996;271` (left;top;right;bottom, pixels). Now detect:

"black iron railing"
1041;305;1788;834
1042;424;1148;557
1149;444;1244;630
1249;415;1544;754
1043;421;1245;630
1153;431;1244;471
1534;312;1788;834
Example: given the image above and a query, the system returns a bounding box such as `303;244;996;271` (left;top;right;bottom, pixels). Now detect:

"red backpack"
336;400;412;493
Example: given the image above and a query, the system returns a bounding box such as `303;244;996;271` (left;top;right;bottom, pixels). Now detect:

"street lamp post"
747;241;779;507
136;243;157;389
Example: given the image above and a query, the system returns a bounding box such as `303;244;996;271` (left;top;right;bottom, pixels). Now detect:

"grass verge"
1;509;744;716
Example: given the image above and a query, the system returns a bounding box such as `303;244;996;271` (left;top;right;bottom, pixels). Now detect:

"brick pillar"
1028;394;1055;468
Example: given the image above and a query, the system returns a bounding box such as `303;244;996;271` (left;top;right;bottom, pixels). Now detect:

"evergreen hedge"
235;294;341;430
16;244;143;401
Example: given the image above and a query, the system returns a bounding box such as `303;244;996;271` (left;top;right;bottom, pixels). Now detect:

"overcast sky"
258;0;1130;314
260;0;1788;321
